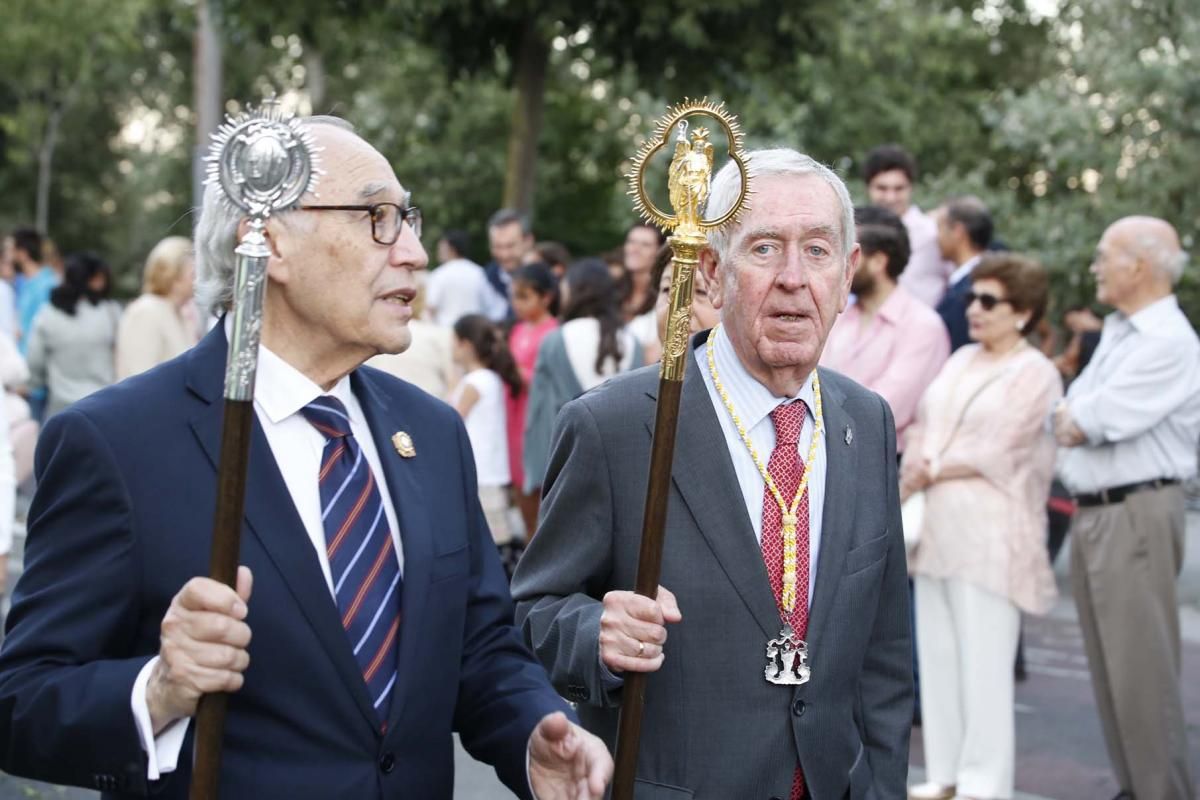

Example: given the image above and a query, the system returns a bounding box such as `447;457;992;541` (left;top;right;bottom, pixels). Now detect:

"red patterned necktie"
763;401;811;800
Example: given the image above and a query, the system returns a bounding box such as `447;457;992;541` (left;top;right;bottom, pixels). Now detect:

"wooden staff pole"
613;100;747;800
190;222;273;800
610;231;704;800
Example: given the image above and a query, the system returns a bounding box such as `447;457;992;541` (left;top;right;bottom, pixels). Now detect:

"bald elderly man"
1054;216;1199;800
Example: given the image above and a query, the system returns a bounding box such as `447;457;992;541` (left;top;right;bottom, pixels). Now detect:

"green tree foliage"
0;0;1196;328
981;0;1200;320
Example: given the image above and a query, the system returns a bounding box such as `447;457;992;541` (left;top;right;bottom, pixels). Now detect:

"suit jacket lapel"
646;335;782;640
350;369;433;734
185;327;380;730
805;370;858;651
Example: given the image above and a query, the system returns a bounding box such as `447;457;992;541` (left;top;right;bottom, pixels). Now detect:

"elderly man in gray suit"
512;148;913;800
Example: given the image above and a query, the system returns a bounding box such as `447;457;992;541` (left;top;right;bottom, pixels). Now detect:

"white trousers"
915;575;1021;798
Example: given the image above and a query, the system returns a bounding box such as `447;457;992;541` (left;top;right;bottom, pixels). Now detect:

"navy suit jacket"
0;325;570;799
935;273;973;352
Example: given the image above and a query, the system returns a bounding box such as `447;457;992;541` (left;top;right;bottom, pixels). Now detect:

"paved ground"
4;512;1199;799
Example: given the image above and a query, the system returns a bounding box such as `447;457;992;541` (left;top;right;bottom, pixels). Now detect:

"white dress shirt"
131;330;404;779
1058;294;1200;494
947;253;983;288
694;326;826;608
425;257;491;328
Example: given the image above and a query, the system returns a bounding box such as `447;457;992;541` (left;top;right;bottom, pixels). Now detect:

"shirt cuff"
1066;397;1105;445
598;651;624;690
131;656;191;780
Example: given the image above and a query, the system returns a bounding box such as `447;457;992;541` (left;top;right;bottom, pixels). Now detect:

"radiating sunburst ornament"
204;97;322;218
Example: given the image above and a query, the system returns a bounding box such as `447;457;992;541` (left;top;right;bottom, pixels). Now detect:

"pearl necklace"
706;326;823;614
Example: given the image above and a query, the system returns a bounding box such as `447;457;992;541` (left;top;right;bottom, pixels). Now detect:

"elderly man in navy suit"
0;116;610;800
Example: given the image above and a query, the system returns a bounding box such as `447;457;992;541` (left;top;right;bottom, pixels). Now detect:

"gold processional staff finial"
627;98;750;380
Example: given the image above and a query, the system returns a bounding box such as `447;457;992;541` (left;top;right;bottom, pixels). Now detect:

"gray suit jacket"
512;335;913;800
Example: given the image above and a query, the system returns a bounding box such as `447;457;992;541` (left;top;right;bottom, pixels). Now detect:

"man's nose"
776;248;807;288
390;223;428;271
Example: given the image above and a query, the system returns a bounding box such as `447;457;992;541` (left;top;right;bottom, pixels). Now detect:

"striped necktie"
763;400;811;800
301;396;401;727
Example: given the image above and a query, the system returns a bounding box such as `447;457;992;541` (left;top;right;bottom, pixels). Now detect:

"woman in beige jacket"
116;236;198;379
902;254;1062;800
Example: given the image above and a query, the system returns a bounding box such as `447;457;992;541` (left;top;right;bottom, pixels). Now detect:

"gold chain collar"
705;326;823;614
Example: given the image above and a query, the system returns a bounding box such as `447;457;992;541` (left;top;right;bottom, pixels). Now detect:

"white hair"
1133;233;1189;286
705;148;856;263
194;115;355;315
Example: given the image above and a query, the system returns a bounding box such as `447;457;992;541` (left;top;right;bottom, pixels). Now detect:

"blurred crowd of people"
0;140;1196;800
0;227;202;602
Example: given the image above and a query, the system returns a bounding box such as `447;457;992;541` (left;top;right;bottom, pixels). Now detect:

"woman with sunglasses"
901;253;1063;800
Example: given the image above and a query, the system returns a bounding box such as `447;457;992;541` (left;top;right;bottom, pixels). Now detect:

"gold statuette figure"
628;99;749;381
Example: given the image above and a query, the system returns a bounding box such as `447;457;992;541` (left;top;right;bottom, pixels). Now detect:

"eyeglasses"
297;201;422;245
965;290;1012;311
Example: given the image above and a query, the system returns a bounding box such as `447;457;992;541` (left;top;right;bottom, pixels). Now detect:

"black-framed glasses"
965;290;1012;311
297;202;422;245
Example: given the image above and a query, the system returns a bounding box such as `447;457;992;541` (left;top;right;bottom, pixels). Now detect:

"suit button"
792;699;806;717
379;752;396;773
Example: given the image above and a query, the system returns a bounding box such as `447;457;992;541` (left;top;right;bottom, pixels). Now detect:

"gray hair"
487;208;531;235
1133;233;1189;286
194;114;355;315
705;148;856;263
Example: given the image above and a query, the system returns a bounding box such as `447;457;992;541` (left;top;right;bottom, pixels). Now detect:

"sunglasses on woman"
965;291;1012;311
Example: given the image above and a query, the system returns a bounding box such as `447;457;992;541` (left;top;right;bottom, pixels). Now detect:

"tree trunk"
193;0;223;211
303;45;327;113
35;103;65;234
502;18;549;216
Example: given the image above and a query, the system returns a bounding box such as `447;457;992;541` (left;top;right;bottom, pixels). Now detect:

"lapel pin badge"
391;431;416;458
844;425;853;446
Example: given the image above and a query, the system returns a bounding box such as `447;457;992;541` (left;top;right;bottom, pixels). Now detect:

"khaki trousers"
1070;484;1194;800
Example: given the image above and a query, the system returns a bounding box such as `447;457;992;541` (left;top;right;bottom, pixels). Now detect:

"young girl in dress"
506;263;559;535
450;315;524;577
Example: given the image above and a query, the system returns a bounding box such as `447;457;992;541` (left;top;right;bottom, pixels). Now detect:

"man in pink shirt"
822;205;950;453
862;145;954;308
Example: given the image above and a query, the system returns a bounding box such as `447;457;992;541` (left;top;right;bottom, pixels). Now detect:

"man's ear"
839;244;862;312
238;216;288;284
699;247;724;310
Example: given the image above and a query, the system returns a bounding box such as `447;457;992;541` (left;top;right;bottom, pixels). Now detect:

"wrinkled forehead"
310;124;406;204
732;173;844;240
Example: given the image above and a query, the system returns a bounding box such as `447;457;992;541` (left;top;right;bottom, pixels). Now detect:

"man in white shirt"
1053;216;1199;800
0;114;610;799
482;209;535;322
862;145;954;308
424;229;491;328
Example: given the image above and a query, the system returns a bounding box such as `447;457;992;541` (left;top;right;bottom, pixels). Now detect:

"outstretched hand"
528;712;612;800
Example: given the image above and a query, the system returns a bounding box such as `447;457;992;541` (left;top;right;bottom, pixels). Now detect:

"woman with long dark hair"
522;258;640;496
26;252;120;417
